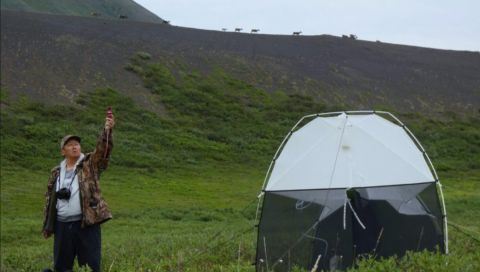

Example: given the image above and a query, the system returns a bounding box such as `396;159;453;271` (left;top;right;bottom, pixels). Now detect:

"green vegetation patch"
1;60;479;271
137;52;152;60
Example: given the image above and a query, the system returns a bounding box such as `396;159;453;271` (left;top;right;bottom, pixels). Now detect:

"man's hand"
105;118;114;130
42;230;52;239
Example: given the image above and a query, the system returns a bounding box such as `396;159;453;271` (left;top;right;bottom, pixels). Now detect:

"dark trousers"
54;220;101;272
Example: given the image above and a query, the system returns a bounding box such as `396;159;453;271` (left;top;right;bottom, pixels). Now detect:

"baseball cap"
61;135;81;149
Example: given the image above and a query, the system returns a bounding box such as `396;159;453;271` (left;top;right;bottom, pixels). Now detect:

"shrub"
137;52;151;60
124;63;143;74
1;85;11;105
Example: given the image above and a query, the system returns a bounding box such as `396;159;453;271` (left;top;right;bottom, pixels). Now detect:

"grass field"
1;166;479;271
1;59;479;271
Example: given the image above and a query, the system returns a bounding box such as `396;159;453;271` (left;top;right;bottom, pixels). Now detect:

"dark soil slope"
0;0;163;23
1;9;479;115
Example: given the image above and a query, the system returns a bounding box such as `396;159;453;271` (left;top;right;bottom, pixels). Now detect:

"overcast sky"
134;0;479;52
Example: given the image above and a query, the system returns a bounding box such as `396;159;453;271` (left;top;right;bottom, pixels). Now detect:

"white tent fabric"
266;113;435;191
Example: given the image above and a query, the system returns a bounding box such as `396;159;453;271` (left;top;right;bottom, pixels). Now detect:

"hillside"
1;9;480;271
2;44;480;272
0;0;163;23
1;9;480;116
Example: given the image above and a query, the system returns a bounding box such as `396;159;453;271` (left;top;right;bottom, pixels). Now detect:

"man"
42;116;114;272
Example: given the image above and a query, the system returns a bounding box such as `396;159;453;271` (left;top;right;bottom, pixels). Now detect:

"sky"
134;0;480;52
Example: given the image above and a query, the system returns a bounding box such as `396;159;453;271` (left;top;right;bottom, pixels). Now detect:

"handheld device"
107;106;113;120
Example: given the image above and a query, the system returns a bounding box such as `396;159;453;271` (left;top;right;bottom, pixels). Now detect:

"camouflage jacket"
43;129;114;233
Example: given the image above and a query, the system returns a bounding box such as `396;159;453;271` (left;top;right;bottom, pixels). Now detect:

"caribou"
235;28;243;32
91;12;100;17
293;31;302;36
222;28;227;31
118;15;128;19
162;20;170;24
251;29;260;33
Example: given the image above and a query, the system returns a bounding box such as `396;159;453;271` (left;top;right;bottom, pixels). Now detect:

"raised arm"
91;117;115;172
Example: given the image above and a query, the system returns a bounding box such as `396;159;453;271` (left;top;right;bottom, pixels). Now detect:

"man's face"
61;139;81;159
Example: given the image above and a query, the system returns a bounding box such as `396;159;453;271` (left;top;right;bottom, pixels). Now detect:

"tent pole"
252;112;339;265
253;112;347;265
380;111;449;254
436;181;449;254
252;198;258;265
388;110;449;255
252;114;318;264
252;196;261;267
423;153;448;254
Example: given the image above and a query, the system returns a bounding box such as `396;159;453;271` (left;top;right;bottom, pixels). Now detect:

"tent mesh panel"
255;183;444;271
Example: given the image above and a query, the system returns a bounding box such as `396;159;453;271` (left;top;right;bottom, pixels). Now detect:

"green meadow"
1;58;479;271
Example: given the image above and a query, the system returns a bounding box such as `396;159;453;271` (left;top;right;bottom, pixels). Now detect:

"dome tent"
253;111;448;271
